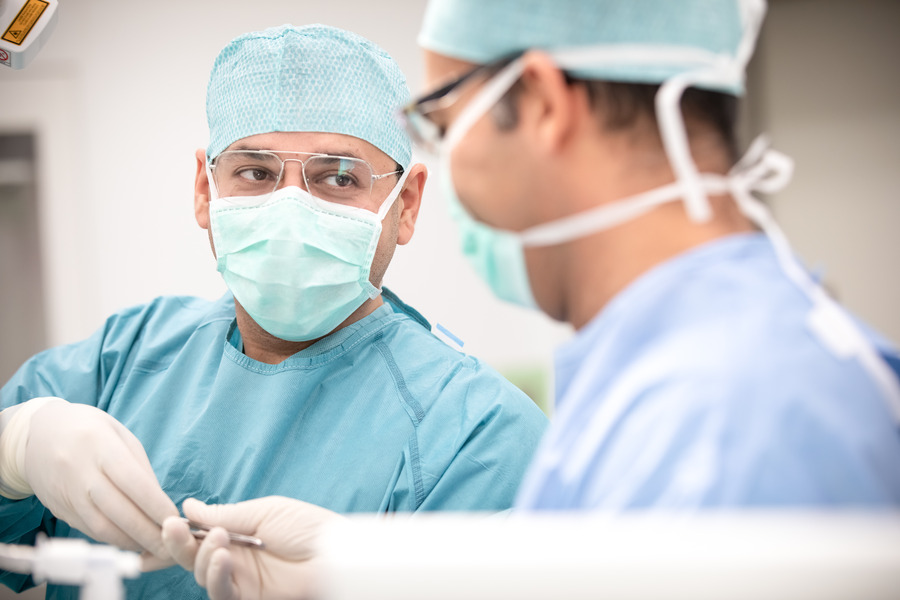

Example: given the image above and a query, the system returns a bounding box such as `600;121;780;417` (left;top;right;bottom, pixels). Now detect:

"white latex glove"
0;397;178;564
162;497;345;600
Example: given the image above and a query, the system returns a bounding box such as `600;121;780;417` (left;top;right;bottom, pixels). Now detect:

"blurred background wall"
1;0;898;423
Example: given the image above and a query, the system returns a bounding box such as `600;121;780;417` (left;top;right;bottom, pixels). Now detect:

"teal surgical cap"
419;0;750;94
207;24;412;167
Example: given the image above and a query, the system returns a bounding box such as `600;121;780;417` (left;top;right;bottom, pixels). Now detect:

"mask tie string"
725;137;900;424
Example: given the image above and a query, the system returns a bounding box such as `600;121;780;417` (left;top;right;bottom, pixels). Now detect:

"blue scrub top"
516;233;900;510
0;289;547;599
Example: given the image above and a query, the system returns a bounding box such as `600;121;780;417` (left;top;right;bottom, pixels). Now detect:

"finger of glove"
115;419;166;478
162;515;200;571
107;427;180;526
88;470;173;559
195;527;231;589
183;498;260;536
66;488;146;553
206;547;241;600
141;549;176;572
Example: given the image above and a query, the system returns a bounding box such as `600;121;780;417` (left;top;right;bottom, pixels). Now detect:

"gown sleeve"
414;363;549;512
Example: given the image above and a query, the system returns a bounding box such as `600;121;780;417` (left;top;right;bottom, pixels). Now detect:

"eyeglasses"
209;150;402;205
398;52;524;154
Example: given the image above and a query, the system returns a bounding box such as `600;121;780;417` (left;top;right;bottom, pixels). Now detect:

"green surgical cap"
419;0;748;94
207;24;412;167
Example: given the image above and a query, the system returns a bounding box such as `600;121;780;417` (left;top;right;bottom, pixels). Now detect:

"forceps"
180;517;266;550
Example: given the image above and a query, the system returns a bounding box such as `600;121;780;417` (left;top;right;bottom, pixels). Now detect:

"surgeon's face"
422;49;576;319
194;130;423;289
422;50;537;233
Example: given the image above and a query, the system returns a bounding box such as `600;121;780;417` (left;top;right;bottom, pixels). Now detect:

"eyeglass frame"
208;149;404;202
398;51;525;150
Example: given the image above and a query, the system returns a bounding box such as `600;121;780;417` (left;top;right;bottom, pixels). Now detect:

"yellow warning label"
2;0;49;46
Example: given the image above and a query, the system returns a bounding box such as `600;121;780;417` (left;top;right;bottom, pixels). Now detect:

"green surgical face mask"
209;173;408;342
439;154;537;308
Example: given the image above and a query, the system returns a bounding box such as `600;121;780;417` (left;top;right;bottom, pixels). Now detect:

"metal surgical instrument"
181;518;266;550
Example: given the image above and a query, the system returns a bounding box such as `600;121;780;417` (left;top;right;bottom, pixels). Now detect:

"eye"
236;167;275;182
323;172;358;188
307;159;367;189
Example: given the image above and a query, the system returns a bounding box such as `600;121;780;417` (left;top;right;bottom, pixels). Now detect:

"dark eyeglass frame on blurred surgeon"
398;51;524;154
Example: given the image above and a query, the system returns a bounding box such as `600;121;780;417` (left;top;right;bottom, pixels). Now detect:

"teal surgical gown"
0;289;547;599
516;233;900;510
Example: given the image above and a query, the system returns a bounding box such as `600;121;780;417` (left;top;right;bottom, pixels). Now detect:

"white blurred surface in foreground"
319;511;900;600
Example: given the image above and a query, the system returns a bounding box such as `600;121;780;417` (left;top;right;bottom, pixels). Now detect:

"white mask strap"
519;181;685;247
444;59;525;151
377;169;411;220
515;135;774;249
205;160;220;202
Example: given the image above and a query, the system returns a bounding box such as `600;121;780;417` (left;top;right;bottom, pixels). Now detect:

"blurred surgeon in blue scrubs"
162;1;900;598
0;23;547;600
409;0;900;510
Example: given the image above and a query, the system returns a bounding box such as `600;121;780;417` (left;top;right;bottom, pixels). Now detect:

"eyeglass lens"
402;52;524;153
401;64;486;153
213;151;378;204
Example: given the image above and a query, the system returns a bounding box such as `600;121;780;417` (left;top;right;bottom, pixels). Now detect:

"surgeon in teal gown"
0;24;547;600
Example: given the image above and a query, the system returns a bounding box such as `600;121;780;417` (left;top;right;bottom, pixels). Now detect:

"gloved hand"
0;397;178;565
162;496;345;600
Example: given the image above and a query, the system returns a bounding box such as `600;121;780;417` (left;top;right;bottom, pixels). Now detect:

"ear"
395;163;427;245
194;148;211;229
516;50;584;155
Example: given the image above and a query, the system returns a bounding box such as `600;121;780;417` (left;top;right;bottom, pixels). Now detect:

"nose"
278;159;307;191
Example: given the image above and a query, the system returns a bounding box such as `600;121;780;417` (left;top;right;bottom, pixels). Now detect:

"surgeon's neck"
540;135;754;331
560;196;752;330
234;297;384;364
